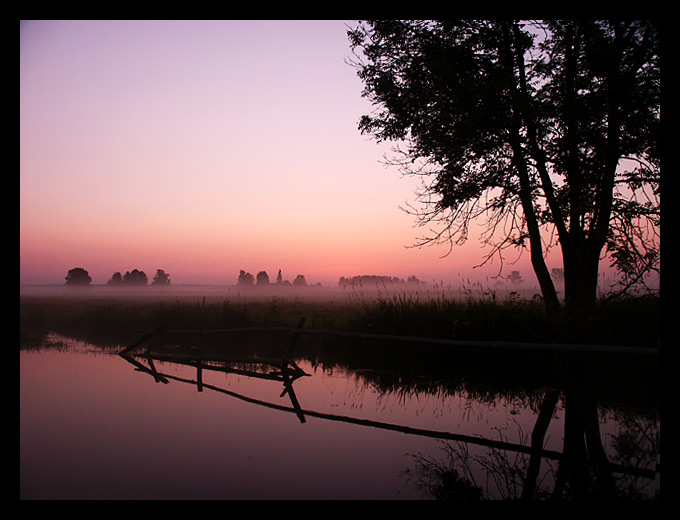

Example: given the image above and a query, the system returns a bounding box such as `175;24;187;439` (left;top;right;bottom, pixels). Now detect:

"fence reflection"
118;328;659;500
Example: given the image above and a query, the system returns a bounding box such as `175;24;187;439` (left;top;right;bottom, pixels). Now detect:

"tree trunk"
522;389;561;500
499;23;561;314
530;245;561;313
508;144;561;313
562;241;601;312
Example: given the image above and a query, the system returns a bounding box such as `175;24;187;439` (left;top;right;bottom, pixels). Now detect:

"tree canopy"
152;269;171;286
65;267;92;286
348;20;660;311
238;270;255;286
123;269;148;286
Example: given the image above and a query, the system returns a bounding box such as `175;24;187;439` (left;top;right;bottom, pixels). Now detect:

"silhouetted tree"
256;271;270;286
107;272;123;286
276;269;283;285
293;274;307;286
338;275;405;287
507;270;524;285
65;267;91;286
238;270;255;286
349;21;659;312
152;269;171;286
123;269;148;286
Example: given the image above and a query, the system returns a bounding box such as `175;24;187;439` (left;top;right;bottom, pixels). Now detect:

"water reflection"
20;328;659;500
110;328;659;500
119;343;310;423
407;392;659;500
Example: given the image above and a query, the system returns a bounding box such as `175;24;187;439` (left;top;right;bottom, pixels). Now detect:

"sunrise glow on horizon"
21;20;543;287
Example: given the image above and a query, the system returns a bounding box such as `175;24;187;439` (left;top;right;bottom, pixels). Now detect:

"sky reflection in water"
20;336;659;500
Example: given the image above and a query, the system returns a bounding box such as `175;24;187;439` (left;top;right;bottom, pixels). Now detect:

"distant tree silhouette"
507;270;524;285
238;270;255;286
349;21;659;311
152;269;171;286
256;271;270;286
107;272;123;286
276;269;283;285
293;274;307;286
338;275;403;287
123;269;148;286
65;267;91;286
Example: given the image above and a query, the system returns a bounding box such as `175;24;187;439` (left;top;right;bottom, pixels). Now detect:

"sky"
20;19;539;287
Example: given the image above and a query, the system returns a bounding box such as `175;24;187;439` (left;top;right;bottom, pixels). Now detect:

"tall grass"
347;292;659;348
20;286;659;350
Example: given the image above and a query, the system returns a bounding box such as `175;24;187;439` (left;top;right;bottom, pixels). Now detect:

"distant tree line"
63;267;170;286
338;275;423;287
107;269;171;286
65;266;568;292
238;269;308;287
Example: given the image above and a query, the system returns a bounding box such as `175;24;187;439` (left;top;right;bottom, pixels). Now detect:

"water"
20;334;659;500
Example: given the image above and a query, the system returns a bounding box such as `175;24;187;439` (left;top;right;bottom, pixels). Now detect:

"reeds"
20;287;659;350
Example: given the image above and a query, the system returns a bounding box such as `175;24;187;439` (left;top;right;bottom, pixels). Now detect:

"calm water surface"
20;334;659;500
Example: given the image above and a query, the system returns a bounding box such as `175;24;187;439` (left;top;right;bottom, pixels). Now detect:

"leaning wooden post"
280;368;306;423
196;363;203;392
147;329;157;355
196;329;204;392
285;317;306;357
119;330;154;356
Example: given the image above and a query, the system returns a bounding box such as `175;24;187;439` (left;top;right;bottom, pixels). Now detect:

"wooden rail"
146;365;659;481
118;324;659;484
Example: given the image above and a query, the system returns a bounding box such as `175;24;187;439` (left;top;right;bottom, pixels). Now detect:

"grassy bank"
20;288;659;410
19;287;660;350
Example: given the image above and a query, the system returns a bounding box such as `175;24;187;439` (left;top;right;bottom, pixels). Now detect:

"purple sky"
20;20;540;287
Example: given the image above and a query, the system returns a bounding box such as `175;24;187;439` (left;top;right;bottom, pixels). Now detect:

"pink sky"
20;20;543;287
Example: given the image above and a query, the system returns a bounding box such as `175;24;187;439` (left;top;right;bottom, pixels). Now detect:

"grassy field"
19;284;660;350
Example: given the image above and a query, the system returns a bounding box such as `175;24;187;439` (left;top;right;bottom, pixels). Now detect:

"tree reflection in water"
405;389;659;500
300;332;659;501
117;328;660;500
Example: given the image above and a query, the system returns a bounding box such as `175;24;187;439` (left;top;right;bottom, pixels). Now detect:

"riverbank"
20;284;660;351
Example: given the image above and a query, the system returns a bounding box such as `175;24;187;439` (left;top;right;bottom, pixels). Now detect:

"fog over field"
19;279;550;304
20;273;660;310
